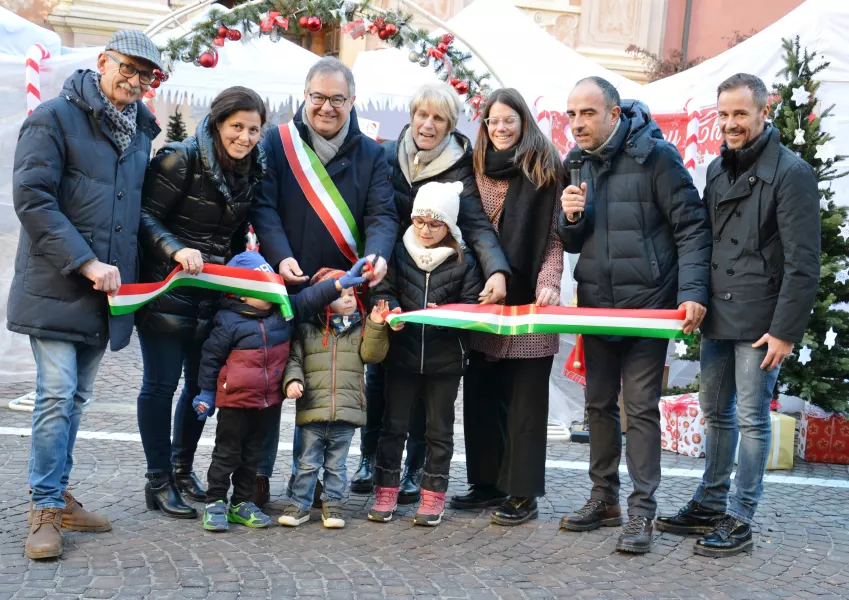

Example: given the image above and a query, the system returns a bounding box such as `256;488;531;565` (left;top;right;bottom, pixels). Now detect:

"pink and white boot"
367;486;399;522
413;489;446;526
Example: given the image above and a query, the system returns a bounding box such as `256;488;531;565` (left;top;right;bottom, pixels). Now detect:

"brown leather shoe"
29;492;112;533
60;492;111;532
25;508;63;560
560;499;623;531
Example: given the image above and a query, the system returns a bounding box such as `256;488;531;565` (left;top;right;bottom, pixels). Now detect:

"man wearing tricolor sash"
250;57;397;501
557;77;711;554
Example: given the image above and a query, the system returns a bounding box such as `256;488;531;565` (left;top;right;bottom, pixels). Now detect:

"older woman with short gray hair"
350;82;512;502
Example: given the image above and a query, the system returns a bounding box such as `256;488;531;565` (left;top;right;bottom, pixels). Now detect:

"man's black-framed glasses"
105;53;154;85
308;93;348;108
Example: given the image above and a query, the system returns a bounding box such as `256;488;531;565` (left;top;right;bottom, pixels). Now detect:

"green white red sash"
279;121;363;264
108;265;293;319
384;304;687;339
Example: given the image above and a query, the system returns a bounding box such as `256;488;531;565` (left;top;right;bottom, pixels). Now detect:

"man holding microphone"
556;76;711;554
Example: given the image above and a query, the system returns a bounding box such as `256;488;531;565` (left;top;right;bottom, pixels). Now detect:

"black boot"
252;476;270;509
173;465;207;502
449;485;508;510
655;500;725;535
491;496;538;526
350;455;375;494
398;466;423;505
616;516;653;554
694;515;753;557
145;474;197;519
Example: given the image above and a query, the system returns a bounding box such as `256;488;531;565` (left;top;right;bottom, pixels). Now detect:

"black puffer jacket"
557;101;711;310
136;117;267;339
7;69;160;351
372;241;484;376
383;127;511;280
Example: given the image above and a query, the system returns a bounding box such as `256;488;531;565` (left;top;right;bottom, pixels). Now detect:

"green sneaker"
203;500;229;532
227;501;272;528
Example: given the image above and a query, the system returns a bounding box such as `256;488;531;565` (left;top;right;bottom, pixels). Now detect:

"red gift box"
797;407;849;465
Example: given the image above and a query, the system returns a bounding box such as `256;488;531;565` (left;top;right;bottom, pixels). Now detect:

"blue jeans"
693;338;781;524
136;330;205;474
28;337;105;510
290;422;356;510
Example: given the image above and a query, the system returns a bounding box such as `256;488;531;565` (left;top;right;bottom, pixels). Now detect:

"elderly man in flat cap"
8;30;162;559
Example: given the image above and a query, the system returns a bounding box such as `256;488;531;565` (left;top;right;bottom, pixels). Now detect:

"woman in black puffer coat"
136;87;267;518
353;82;511;502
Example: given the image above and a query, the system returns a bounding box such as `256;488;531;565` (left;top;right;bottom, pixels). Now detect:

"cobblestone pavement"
1;337;849;600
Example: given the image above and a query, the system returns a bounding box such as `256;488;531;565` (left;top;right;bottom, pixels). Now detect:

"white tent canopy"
637;0;849;202
152;6;320;111
448;0;642;109
0;7;61;59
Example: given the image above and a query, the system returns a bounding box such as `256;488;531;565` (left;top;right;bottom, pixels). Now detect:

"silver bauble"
408;50;420;63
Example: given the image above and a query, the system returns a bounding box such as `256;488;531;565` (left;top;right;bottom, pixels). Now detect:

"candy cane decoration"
683;98;700;173
25;44;51;116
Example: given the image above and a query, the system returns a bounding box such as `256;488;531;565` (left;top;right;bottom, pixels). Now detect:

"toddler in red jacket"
192;251;370;532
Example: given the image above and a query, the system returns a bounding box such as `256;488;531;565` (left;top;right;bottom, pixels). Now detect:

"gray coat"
557;101;712;310
7;70;160;351
700;126;820;342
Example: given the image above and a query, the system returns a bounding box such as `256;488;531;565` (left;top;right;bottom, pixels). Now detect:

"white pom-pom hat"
411;180;464;244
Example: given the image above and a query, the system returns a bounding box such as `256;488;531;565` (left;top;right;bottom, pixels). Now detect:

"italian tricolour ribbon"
384;304;688;339
107;264;293;318
279;121;363;265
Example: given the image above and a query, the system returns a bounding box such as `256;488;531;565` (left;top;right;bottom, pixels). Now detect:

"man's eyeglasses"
412;217;446;232
484;116;520;128
105;53;154;85
308;93;348;108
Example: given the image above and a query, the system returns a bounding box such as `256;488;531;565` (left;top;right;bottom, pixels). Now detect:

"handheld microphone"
567;152;584;223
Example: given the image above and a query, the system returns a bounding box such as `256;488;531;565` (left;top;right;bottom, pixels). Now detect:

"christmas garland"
154;0;492;108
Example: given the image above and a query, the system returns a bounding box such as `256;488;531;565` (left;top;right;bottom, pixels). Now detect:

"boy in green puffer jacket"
278;268;390;529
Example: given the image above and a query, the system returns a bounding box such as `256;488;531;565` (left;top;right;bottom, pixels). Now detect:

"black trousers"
361;362;426;468
374;370;461;493
583;335;669;518
462;352;554;498
206;403;282;505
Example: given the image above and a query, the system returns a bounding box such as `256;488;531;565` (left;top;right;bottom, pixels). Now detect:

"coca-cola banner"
539;105;723;162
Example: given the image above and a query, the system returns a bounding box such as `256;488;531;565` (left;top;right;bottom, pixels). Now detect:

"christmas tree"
771;37;848;413
166;108;188;143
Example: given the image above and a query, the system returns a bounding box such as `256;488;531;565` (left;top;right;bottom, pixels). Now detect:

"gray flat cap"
105;30;163;71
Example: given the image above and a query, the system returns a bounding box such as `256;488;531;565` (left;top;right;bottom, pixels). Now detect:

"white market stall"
636;0;849;201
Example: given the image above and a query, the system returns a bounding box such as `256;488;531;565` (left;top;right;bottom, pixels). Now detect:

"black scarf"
484;148;559;305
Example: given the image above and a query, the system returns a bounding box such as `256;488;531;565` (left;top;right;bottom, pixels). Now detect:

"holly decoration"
157;0;491;107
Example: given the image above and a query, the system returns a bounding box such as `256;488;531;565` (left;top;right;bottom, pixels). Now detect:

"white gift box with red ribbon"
659;393;706;457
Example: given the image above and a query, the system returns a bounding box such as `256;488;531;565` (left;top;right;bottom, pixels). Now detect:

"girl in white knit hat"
367;180;484;526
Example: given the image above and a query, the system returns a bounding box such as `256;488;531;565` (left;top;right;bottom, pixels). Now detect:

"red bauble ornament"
299;16;309;28
199;51;216;68
226;29;241;41
449;77;459;86
470;95;483;109
441;33;454;45
213;36;226;46
384;23;397;36
454;81;469;95
218;25;229;38
149;78;161;89
378;28;391;40
437;42;449;53
306;16;322;32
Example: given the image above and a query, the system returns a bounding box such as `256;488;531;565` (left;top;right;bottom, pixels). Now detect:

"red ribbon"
260;12;288;33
